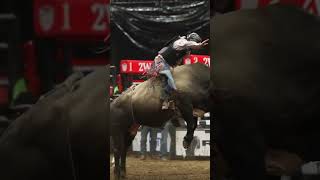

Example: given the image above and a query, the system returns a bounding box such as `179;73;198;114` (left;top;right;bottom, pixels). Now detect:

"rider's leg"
159;69;176;109
159;75;170;109
154;56;175;109
159;69;177;90
159;65;177;109
159;76;169;100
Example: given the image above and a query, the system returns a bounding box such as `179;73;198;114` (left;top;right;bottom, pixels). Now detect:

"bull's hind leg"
215;96;267;180
112;135;121;180
119;133;127;179
119;132;136;179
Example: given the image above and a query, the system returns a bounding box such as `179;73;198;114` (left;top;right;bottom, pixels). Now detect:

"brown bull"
111;63;211;180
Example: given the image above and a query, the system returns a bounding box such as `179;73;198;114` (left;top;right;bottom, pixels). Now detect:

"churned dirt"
110;155;210;180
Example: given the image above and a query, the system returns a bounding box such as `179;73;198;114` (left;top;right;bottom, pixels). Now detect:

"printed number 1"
62;2;71;30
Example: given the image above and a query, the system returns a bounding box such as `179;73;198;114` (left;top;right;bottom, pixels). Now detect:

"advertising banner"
34;0;110;39
131;128;210;157
120;55;210;74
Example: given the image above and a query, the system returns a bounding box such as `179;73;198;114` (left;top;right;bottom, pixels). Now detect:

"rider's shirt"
158;36;200;66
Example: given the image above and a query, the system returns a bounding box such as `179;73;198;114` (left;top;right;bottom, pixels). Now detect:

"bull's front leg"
177;98;196;149
214;96;267;180
183;116;197;149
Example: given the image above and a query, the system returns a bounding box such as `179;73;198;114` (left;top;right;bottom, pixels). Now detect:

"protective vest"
158;36;189;66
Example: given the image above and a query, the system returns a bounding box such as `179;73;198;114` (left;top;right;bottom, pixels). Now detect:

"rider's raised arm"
173;38;199;50
173;38;208;51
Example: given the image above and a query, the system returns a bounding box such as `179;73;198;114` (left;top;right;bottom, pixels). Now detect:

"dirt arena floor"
110;155;210;180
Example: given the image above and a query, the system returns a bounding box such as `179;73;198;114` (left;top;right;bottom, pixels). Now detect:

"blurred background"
0;0;109;127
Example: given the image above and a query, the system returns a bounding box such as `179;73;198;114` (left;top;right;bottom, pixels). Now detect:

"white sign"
176;128;210;157
131;129;210;157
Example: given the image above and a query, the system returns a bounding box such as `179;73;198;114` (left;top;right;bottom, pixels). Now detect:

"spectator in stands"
140;125;158;160
160;120;176;160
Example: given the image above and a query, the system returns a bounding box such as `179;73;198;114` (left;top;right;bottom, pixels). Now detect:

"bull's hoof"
183;136;193;149
183;139;190;149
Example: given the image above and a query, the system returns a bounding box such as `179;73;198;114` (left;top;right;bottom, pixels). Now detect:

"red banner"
34;0;110;39
120;60;153;74
183;54;210;67
235;0;320;15
120;55;210;74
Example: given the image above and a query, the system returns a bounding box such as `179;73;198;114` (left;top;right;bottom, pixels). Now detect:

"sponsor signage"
176;128;210;157
131;128;210;157
183;54;210;67
34;0;110;39
120;55;210;74
119;60;153;74
236;0;320;15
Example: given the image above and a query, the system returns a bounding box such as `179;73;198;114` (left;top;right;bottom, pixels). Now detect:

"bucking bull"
212;4;320;180
0;67;108;180
110;63;211;179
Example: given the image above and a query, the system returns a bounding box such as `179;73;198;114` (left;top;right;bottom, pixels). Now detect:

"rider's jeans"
159;69;177;91
140;126;158;155
154;55;177;91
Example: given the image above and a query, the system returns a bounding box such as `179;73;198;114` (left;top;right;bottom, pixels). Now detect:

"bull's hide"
214;146;304;177
211;4;320;179
0;66;109;180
